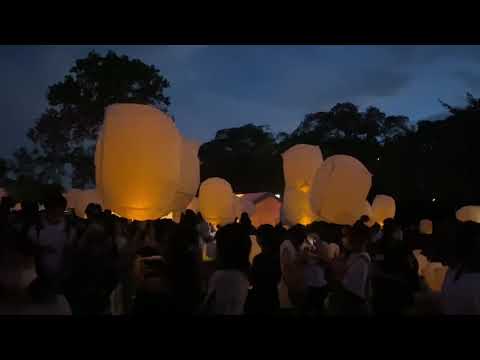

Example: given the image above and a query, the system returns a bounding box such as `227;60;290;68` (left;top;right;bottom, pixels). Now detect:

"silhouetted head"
44;193;67;224
85;203;102;221
256;224;277;253
21;200;39;217
215;223;251;273
180;209;198;229
287;224;307;250
240;212;251;225
346;221;370;253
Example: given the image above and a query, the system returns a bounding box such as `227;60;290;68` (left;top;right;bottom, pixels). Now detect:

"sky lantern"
282;144;323;193
170;138;200;213
456;206;480;223
310;155;372;225
199;177;236;226
96;104;182;221
283;188;317;226
371;195;396;225
419;219;433;235
281;144;323;226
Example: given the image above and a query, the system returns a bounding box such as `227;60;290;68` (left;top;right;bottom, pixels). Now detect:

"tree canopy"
9;50;171;188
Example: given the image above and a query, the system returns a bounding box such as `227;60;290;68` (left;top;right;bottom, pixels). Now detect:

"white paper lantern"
282;144;323;193
282;188;317;226
419;219;433;235
199;178;236;226
171;138;200;212
456;206;480;223
310;155;372;225
372;195;396;225
96;104;182;220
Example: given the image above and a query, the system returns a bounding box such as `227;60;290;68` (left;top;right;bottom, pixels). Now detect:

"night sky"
1;45;480;158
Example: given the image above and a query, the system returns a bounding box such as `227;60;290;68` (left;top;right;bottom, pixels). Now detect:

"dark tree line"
199;95;480;224
1;50;478;224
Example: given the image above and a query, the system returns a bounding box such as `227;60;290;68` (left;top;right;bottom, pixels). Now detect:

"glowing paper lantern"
456;206;480;223
310;155;372;225
234;196;256;218
198;178;235;226
96;104;182;220
419;219;433;235
282;144;323;193
282;188;317;226
171;138;200;212
371;195;396;225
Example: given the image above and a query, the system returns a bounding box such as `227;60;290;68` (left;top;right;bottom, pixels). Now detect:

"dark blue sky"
1;45;480;158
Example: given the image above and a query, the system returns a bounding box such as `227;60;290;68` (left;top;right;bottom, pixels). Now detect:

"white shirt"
206;270;249;315
28;219;75;280
303;241;327;288
342;252;371;300
279;240;298;308
441;268;480;315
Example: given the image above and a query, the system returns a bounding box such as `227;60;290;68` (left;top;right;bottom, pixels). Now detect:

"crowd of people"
0;191;479;316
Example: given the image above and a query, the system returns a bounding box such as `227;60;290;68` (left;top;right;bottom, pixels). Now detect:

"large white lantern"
282;188;317;226
456;206;480;223
282;144;323;193
419;219;433;235
372;195;396;225
310;155;372;225
198;178;236;226
171;138;200;212
96;104;182;220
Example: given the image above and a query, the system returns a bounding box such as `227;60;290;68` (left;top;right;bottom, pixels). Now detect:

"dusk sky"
1;45;480;158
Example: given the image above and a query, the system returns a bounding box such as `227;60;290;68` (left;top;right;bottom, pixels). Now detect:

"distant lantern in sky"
96;104;182;220
199;177;236;226
170;138;201;213
310;155;372;225
456;206;480;223
419;219;433;235
372;195;396;225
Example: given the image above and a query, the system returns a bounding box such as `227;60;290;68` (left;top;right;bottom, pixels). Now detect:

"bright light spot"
377;157;380;161
275;194;281;199
432;198;436;202
236;194;244;198
299;184;310;193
